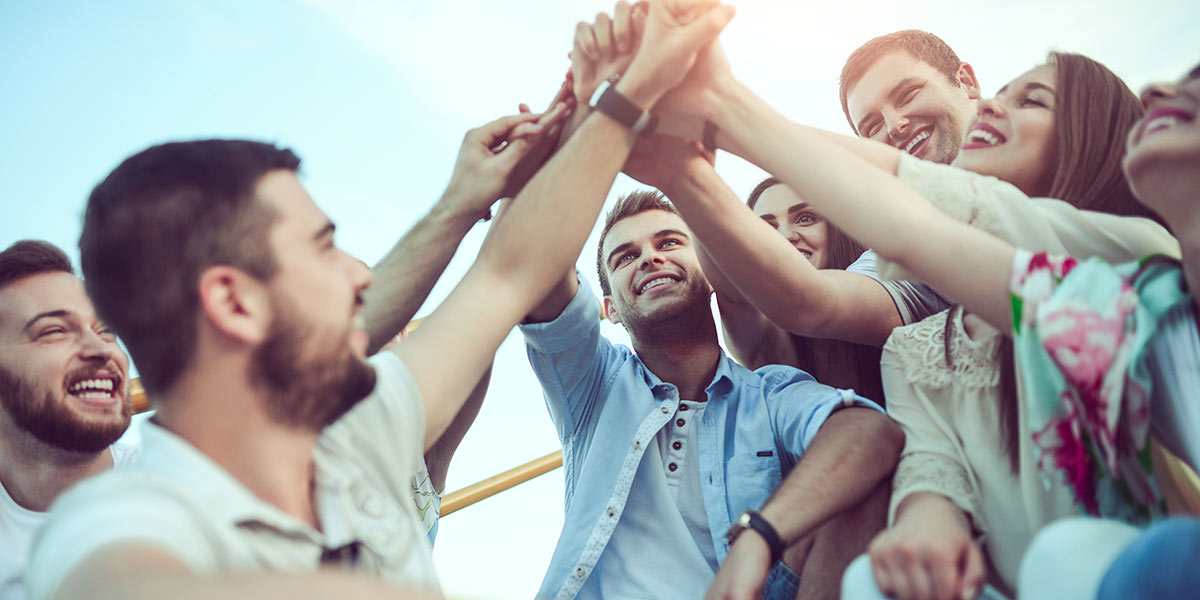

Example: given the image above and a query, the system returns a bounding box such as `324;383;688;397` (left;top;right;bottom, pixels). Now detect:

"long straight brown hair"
946;52;1149;472
748;178;886;404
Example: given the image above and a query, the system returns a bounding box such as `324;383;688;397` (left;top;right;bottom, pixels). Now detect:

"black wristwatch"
724;510;785;565
589;74;658;136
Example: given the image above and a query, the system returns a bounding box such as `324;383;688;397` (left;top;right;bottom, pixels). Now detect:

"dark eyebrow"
654;228;691;241
786;202;811;214
855;76;921;134
313;221;336;242
22;310;71;334
606;241;636;268
996;81;1055;97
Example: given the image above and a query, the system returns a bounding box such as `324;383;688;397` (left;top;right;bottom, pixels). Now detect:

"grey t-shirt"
846;249;951;325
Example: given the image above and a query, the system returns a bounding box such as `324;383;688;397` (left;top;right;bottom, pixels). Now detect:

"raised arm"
363;81;574;354
393;0;737;447
662;45;1016;331
659;152;904;347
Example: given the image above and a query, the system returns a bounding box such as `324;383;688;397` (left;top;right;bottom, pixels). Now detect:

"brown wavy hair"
949;52;1151;473
748;178;885;403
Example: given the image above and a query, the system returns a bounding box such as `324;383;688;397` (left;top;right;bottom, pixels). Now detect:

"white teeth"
68;378;114;393
904;130;930;153
967;129;1001;146
1145;115;1182;134
638;276;675;294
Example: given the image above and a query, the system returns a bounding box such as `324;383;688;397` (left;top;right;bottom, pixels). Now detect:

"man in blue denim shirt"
521;191;904;599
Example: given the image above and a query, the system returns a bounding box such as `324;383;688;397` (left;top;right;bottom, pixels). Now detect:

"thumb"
677;3;734;52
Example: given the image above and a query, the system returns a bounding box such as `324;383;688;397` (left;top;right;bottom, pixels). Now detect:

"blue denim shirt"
520;277;881;600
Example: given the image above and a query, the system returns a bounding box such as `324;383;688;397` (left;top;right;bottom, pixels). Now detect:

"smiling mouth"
900;128;931;155
1143;114;1191;137
637;274;680;295
67;376;119;402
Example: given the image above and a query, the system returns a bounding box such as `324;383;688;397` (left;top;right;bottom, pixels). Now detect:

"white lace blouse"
880;154;1181;587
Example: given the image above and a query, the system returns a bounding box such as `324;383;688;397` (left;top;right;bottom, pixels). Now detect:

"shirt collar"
137;419;327;541
631;350;737;399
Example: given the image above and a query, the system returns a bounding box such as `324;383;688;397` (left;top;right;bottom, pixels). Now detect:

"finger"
870;551;899;598
907;556;936;600
677;3;735;54
923;551;957;600
473;112;544;149
958;543;987;600
574;20;599;61
632;3;648;40
593;12;615;62
612;1;633;53
518;103;532;114
509;102;569;141
889;549;918;600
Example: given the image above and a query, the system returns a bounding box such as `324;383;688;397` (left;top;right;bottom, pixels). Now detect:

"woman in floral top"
659;44;1198;598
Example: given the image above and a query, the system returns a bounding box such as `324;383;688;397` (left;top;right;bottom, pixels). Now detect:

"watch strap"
729;510;785;564
594;76;658;136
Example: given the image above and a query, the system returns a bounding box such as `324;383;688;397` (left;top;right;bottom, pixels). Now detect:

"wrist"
613;67;662;109
430;191;489;230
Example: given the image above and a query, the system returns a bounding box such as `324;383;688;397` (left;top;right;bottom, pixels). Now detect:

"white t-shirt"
25;352;436;599
0;442;139;600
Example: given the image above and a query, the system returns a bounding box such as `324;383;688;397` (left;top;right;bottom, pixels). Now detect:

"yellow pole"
441;450;563;517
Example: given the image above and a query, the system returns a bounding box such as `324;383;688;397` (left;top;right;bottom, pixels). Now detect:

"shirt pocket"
724;453;783;515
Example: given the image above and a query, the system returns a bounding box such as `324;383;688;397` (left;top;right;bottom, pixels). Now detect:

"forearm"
362;199;479;354
424;365;491;491
762;408;903;545
397;110;638;443
708;80;1016;331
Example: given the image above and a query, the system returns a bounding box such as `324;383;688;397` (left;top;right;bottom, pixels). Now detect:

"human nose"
638;248;665;269
346;252;374;296
1140;82;1177;110
977;95;1004;118
885;111;910;143
79;329;118;362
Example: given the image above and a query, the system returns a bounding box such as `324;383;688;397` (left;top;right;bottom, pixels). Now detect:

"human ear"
957;62;982;100
196;266;270;345
603;296;622;325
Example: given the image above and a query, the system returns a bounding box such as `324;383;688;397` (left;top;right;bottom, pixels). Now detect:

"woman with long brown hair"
652;42;1185;598
717;177;884;402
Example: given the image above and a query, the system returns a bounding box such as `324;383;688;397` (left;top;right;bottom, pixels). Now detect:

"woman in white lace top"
652;46;1184;599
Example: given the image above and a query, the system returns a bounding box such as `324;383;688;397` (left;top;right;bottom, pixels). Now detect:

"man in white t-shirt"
0;240;139;600
25;5;736;598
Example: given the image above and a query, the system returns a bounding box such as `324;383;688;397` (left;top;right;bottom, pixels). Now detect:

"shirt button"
668;463;678;472
633;440;641;449
661;406;669;414
607;507;615;517
672;441;682;451
679;404;689;411
676;418;686;427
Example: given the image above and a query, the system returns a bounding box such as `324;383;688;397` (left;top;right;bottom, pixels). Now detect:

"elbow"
864;412;905;471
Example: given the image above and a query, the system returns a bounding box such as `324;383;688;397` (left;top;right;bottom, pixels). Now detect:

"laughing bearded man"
0;240;136;600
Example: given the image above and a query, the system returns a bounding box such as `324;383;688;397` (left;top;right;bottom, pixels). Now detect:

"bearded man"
0;240;136;600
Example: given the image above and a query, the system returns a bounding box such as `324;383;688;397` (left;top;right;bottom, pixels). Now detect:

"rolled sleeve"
520;276;622;440
760;366;883;461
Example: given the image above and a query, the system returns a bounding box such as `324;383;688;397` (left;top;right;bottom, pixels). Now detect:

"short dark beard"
0;366;131;453
249;293;377;432
618;275;714;345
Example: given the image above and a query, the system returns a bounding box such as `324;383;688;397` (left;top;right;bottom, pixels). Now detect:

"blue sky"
2;1;1198;597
